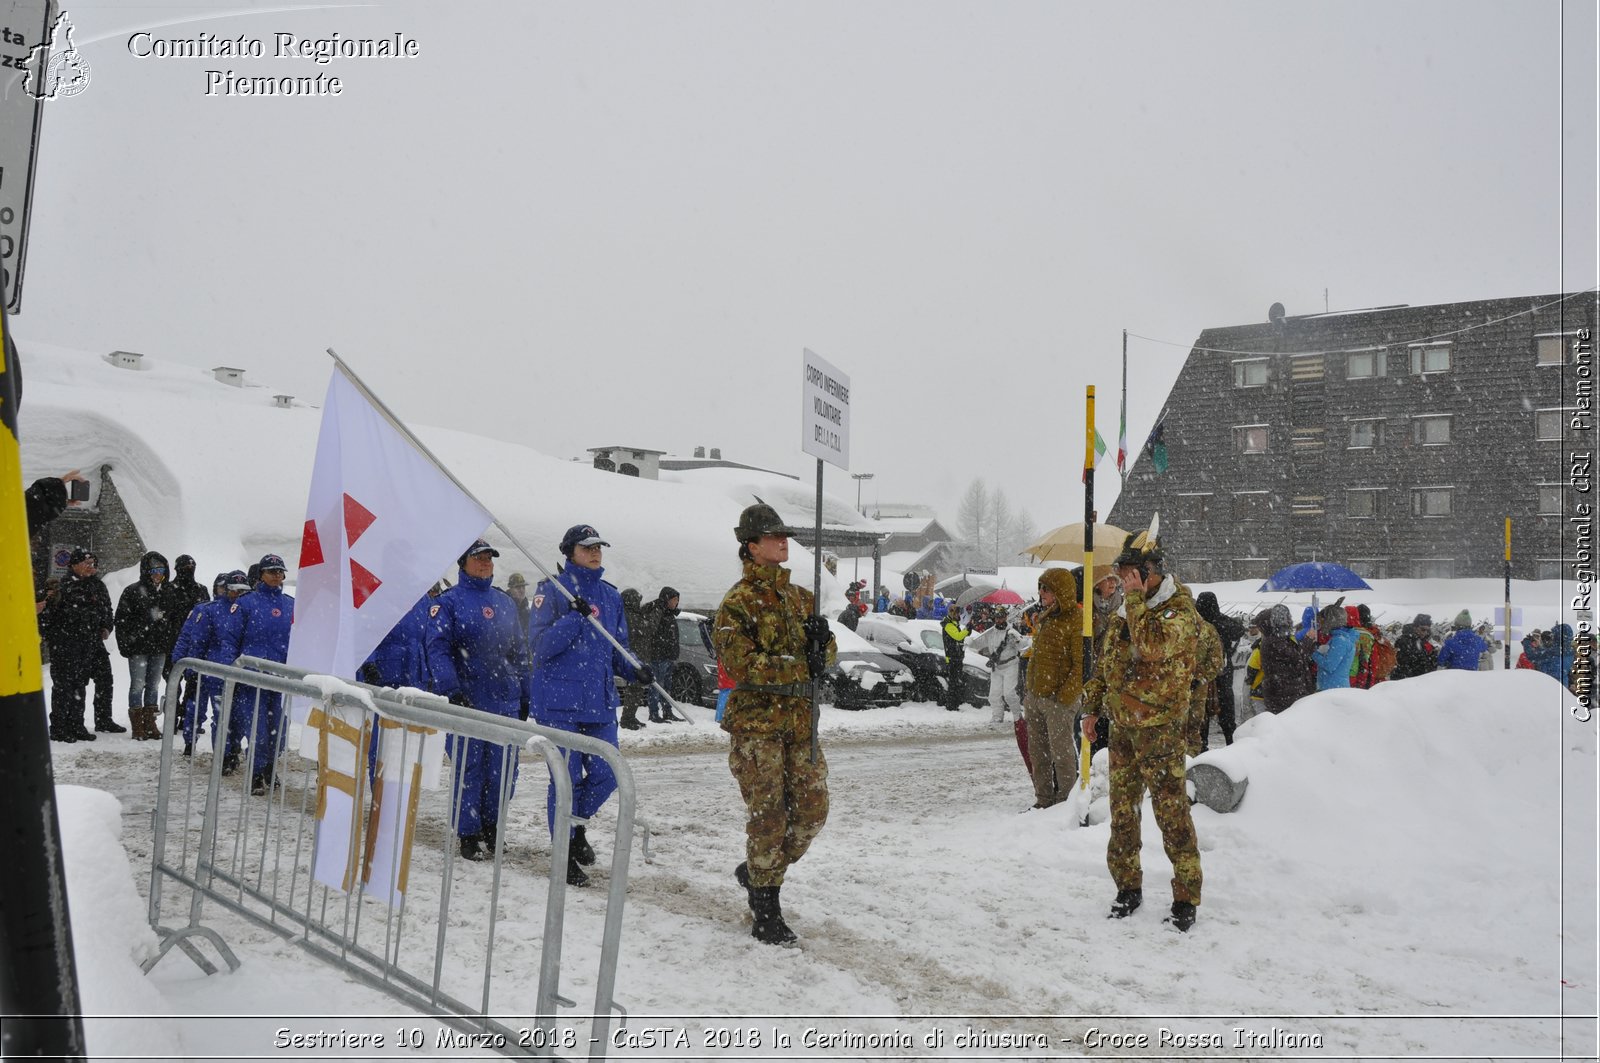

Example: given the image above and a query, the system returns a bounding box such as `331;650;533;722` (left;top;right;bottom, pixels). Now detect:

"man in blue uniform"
171;570;249;756
426;539;532;862
223;554;295;793
528;524;650;887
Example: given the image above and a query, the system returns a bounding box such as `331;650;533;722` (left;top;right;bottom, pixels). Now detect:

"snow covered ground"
50;662;1596;1061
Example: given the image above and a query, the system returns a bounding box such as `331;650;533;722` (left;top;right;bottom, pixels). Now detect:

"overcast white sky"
8;0;1597;530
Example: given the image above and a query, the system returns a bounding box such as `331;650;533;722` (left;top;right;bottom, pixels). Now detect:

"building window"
1410;344;1451;374
1347;489;1381;518
1233;492;1271;521
592;456;616;472
1412;415;1451;445
1348;559;1389;579
1536;409;1567;441
1234;425;1269;454
1539;485;1562;514
1291;496;1324;517
618;462;640;477
1535;336;1570;365
1175;494;1211;522
1349;420;1384;449
1412;487;1454;517
1412;559;1455;579
1346;351;1386;379
1233;359;1269;388
1537;559;1565;580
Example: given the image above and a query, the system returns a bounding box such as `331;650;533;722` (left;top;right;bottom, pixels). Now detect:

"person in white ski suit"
967;608;1026;724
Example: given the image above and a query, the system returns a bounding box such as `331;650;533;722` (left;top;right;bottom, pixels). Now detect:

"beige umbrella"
1022;522;1130;563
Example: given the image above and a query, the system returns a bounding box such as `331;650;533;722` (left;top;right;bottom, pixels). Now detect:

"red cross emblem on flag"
299;493;384;608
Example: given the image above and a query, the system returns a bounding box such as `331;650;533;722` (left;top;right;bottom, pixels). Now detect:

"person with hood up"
528;525;646;886
426;539;533;861
966;605;1025;725
171;571;250;756
165;555;211;658
641;586;686;723
1436;610;1488;671
1194;592;1243;747
1252;604;1312;713
1313;598;1360;691
114;550;179;740
41;548;117;741
222;553;296;792
617;588;649;730
1079;530;1205;932
1392;614;1439;679
1021;566;1084;809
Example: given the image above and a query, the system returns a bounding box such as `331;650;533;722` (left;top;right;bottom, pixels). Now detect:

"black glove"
569;595;591;617
449;690;474;710
635;664;656;688
519;694;530;721
802;615;830;679
359;662;382;686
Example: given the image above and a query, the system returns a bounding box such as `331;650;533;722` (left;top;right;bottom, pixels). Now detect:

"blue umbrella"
1258;562;1372;593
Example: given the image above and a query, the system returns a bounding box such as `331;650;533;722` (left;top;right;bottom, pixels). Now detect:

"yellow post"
1079;386;1096;825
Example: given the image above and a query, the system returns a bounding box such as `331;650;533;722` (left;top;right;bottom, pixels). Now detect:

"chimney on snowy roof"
104;350;144;371
693;446;705;458
272;394;293;408
212;366;245;387
709;447;721;460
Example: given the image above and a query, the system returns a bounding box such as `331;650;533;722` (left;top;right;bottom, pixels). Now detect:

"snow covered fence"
146;658;637;1059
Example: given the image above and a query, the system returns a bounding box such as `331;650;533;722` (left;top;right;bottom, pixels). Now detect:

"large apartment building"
1109;292;1595;581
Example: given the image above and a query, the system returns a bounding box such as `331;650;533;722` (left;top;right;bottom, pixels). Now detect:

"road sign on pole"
0;0;59;313
801;347;850;471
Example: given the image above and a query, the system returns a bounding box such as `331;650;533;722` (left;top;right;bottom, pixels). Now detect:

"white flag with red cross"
289;364;492;903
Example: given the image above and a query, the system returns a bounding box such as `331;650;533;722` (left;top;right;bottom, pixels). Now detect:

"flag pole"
1079;385;1096;828
1119;330;1128;489
324;349;687;717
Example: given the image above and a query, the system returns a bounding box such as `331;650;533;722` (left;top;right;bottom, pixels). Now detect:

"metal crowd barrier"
146;656;638;1060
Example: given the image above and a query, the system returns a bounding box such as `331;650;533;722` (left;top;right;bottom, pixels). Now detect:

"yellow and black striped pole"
0;304;87;1059
1079;386;1096;827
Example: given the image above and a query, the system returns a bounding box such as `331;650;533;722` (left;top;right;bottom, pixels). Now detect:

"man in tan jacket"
1022;567;1083;808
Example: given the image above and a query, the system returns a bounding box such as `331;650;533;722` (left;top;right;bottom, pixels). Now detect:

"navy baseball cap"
258;553;288;572
212;572;231;591
457;538;500;567
226;570;251;591
559;524;610;555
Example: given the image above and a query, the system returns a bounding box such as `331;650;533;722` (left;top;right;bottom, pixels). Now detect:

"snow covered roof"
15;341;852;611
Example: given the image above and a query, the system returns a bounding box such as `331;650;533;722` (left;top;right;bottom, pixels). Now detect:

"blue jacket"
227;583;295;663
528;563;638;725
1530;623;1575;685
425;571;530;719
1436;628;1488;671
1315;627;1359;690
365;594;435;689
173;596;244;667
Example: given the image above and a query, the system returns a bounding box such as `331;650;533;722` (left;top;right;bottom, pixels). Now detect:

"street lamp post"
851;472;874;584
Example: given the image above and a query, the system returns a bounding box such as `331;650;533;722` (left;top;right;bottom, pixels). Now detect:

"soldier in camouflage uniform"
1080;530;1205;932
1187;620;1224;756
712;504;837;945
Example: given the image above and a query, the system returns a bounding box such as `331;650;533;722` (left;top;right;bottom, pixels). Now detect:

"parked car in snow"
855;615;990;708
617;611;720;708
822;619;916;710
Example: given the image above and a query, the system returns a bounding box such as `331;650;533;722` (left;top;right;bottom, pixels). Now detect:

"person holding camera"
712;504;836;946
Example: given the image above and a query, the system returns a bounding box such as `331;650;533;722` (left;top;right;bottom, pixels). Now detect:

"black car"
664;612;720;708
820;647;915;710
854;616;990;709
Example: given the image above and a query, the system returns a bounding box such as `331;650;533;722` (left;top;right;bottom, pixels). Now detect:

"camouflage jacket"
1096;575;1203;729
712;560;836;736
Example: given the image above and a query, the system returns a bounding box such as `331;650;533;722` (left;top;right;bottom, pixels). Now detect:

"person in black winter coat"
41;548;118;740
640;586;684;722
618;588;649;730
164;555;211;670
1195;592;1245;744
1392;614;1438;680
1253;605;1312;714
114;550;179;740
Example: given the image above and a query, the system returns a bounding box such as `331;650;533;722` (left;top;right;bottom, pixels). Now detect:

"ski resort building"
1108;292;1596;581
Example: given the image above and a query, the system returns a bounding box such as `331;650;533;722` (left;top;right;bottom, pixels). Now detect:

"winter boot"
571;826;596;866
95;712;127;734
182;741;194;758
129;706;152;740
749;887;797;945
566;852;590;888
459;834;487;862
482;820;499;855
734;861;753;904
147;704;167;740
1165;901;1197;933
49;725;77;744
220;751;239;776
619;704;644;730
1108;889;1143;919
69;718;97;741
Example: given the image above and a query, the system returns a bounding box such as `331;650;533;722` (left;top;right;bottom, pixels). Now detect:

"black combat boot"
220;752;239;776
734;861;753;904
1108;888;1143;919
459;834;487;861
482;820;498;855
566;852;590;887
571;826;596;866
1165;901;1197;932
750;887;797;945
95;713;127;734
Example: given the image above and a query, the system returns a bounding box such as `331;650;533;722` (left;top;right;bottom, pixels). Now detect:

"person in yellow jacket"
1022;566;1084;809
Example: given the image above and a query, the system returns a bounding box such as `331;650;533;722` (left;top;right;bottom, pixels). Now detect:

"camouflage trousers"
728;730;829;888
1107;719;1202;905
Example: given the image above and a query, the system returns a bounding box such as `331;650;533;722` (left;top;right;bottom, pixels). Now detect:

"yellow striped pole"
1080;386;1096;826
0;305;87;1059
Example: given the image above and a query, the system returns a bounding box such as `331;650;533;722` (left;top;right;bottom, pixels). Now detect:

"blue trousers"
127;653;163;708
449;734;519;839
228;686;284;774
182;675;224;746
544;719;619;836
